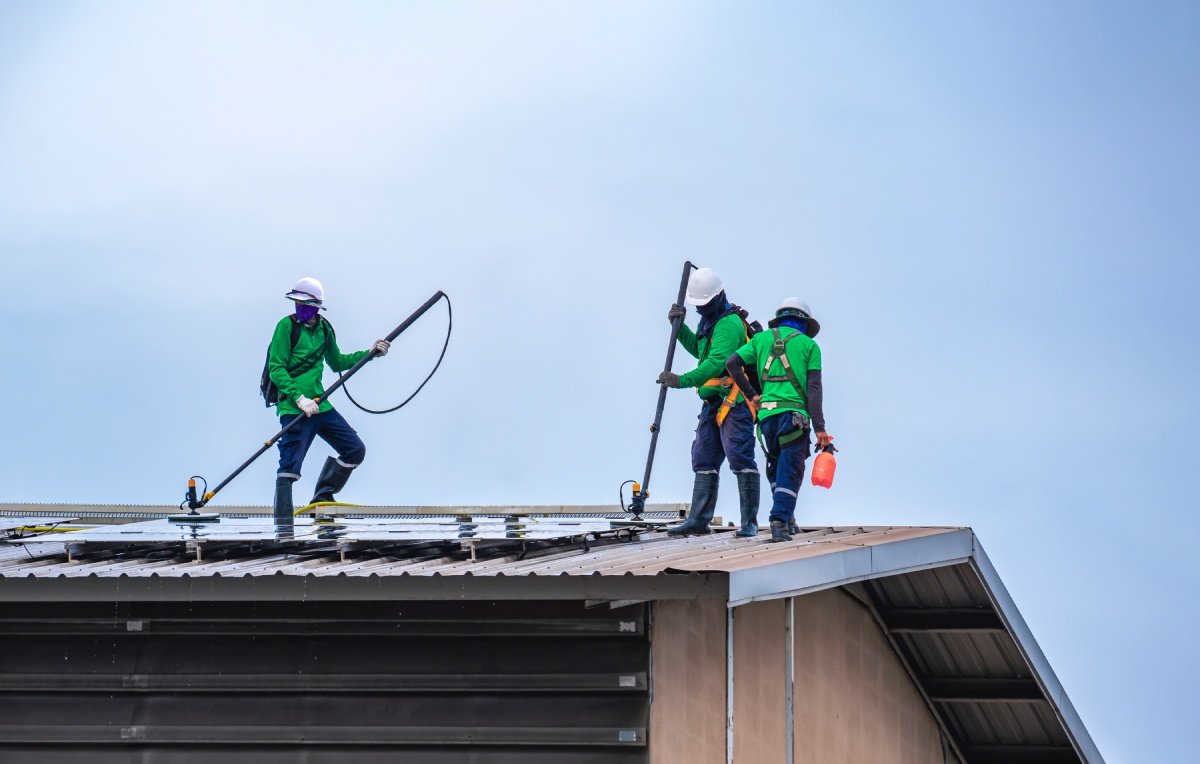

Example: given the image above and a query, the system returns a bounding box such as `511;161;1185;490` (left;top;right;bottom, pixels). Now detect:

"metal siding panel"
0;600;649;762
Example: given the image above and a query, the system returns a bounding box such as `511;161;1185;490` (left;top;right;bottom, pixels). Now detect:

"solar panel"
0;515;651;550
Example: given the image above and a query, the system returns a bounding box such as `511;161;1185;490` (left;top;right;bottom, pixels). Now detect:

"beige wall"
651;590;944;764
649;599;727;764
733;599;788;763
792;588;945;764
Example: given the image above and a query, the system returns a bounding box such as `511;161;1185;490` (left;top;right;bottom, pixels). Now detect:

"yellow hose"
292;501;362;517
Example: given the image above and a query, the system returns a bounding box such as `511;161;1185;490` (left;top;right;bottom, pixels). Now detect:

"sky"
1;1;1197;760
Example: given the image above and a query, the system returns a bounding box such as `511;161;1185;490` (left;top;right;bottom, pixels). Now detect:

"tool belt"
757;411;810;457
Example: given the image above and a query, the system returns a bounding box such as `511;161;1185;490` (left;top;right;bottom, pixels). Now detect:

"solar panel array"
0;514;665;562
16;516;620;542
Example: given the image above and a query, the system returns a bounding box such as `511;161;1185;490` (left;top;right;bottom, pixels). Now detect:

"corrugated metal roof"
0;525;954;578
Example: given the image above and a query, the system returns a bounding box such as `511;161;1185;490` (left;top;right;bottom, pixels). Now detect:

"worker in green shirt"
266;277;391;520
656;267;761;536
726;298;833;542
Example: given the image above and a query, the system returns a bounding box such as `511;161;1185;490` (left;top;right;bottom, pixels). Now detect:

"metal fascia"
0;571;729;603
969;538;1106;764
726;529;974;606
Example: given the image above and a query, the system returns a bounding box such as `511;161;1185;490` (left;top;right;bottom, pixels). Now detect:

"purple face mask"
295;303;320;323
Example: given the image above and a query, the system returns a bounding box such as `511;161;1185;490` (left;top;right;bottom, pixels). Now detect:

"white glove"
373;339;390;357
296;395;320;417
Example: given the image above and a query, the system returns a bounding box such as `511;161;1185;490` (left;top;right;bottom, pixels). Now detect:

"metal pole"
629;261;695;515
726;605;735;764
199;291;447;507
785;596;795;764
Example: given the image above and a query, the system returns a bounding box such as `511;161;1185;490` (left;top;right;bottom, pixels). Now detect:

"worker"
656;267;760;537
266;277;391;520
726;298;832;542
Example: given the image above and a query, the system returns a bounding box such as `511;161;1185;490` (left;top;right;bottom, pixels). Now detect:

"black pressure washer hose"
343;294;452;414
183;291;451;512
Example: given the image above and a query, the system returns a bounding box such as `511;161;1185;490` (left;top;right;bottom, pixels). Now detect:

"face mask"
777;316;808;335
697;291;729;320
295;303;320;323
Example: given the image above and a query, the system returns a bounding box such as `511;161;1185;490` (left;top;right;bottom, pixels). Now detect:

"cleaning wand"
622;261;696;518
175;290;449;521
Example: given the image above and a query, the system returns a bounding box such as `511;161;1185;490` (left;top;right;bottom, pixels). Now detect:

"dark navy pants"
759;411;811;524
691;398;759;476
277;408;366;479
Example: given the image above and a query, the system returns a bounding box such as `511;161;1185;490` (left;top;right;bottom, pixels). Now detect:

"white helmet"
285;276;326;309
685;267;725;305
770;297;820;337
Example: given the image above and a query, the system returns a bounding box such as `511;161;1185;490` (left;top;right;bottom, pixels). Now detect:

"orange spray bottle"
811;444;838;489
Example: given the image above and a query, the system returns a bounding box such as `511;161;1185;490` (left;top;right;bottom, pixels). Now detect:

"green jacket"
735;326;822;421
677;313;750;401
267;316;369;417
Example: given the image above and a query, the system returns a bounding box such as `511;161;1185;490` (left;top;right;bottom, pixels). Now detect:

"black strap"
284;317;332;378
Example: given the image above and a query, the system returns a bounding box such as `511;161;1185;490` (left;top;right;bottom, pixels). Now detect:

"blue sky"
1;2;1196;760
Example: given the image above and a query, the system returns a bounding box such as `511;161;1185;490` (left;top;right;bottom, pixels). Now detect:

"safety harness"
697;307;761;427
757;328;810;453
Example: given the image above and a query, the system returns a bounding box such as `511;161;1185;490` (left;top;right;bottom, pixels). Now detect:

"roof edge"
725;528;974;606
969;537;1106;764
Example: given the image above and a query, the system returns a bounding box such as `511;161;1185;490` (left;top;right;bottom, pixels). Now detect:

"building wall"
649;599;727;764
733;599;788;763
792;588;945;764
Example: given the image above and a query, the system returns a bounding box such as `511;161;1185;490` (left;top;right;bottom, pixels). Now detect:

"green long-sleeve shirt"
676;313;750;400
267;316;369;417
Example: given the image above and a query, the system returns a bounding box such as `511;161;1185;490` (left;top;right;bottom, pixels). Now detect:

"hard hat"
285;276;326;309
770;297;821;337
685;267;725;306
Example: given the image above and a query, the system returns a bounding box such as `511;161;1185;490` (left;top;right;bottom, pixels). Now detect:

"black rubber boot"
310;457;354;505
273;477;294;523
788;521;801;536
770;520;793;543
667;473;720;536
734;472;760;537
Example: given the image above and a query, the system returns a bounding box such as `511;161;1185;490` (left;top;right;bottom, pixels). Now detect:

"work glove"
667;304;686;323
657;371;681;388
296;395;320;418
373;339;390;356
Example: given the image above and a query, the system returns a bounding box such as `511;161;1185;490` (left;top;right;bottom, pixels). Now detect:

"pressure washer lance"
172;290;450;523
621;260;697;518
